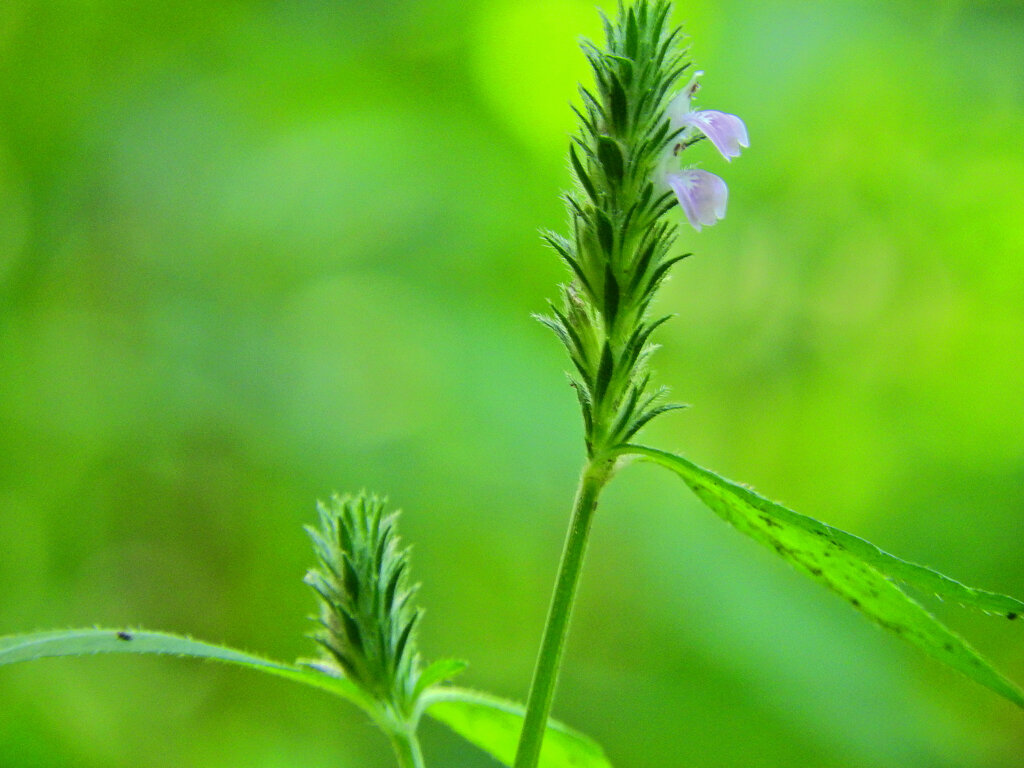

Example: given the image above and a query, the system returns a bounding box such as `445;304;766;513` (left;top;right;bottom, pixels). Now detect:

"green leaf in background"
0;628;375;713
623;444;1024;709
424;687;612;768
0;630;610;766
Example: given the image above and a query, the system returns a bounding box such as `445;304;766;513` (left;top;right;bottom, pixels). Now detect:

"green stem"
514;456;614;768
389;726;426;768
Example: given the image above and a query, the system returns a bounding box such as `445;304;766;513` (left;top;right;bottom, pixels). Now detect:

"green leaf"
0;628;375;714
424;687;611;768
413;658;468;703
624;444;1024;709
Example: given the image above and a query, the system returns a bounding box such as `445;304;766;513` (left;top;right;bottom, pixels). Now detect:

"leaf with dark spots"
624;444;1024;710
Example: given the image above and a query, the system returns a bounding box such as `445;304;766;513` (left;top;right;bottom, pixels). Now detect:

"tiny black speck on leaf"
1008;612;1018;621
116;631;133;641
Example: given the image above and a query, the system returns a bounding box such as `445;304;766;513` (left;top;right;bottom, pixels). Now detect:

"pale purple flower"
665;169;727;232
667;71;749;162
657;70;747;231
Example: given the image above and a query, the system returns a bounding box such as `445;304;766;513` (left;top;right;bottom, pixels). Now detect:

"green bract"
304;493;423;720
539;0;694;458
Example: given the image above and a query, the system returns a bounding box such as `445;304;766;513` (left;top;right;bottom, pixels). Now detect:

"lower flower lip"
666;169;729;231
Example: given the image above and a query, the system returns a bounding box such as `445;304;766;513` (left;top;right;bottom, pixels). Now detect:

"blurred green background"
1;0;1022;765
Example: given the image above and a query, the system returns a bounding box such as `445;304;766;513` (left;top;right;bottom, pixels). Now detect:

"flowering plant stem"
514;456;614;768
389;728;426;768
514;1;751;764
4;6;1022;768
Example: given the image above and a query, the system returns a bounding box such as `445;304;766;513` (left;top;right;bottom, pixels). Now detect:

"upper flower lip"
666;71;749;162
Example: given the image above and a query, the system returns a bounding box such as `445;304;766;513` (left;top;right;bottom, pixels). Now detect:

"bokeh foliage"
1;1;1022;766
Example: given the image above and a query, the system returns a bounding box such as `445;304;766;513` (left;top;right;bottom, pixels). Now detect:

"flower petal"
666;170;728;231
681;110;749;161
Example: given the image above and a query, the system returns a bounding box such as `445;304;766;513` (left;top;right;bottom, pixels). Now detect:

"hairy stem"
389;726;426;768
514;456;614;768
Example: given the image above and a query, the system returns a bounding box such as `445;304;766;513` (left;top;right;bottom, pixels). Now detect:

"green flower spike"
305;492;429;767
537;0;745;460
